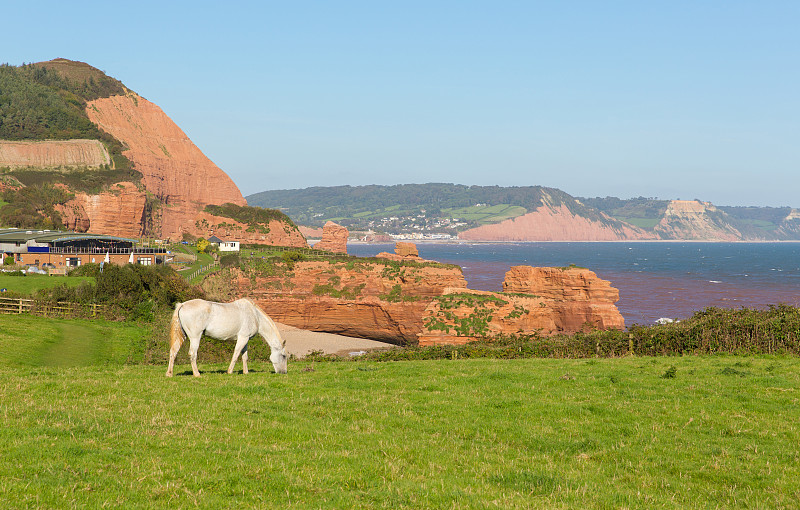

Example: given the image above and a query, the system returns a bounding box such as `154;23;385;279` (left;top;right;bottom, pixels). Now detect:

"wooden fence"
0;297;107;318
186;260;219;281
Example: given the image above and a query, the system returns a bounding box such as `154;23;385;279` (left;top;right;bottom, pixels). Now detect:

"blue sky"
3;1;799;206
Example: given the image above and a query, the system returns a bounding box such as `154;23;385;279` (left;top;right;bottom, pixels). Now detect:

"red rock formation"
206;253;624;346
376;242;423;262
56;182;148;237
395;242;419;257
418;266;624;345
183;211;307;247
458;204;655;241
86;94;246;239
299;225;324;238
206;258;468;344
313;221;348;254
0;140;110;168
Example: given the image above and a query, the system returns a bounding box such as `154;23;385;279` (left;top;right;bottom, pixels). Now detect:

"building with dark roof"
0;228;169;269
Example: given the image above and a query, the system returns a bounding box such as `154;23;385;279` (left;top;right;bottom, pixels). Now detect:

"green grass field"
0;274;94;295
0;314;798;508
444;204;527;225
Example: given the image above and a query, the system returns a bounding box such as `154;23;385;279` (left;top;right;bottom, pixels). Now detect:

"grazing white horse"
166;298;288;377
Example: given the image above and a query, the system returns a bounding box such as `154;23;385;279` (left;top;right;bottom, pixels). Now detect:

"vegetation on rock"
203;203;299;234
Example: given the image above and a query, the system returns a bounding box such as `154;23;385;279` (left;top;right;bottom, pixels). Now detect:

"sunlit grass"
0;354;798;508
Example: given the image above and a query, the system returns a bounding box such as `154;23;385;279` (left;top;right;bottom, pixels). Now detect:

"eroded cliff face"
188;211;307;247
206;257;468;343
0;140;110;168
418;266;624;345
55;182;148;237
654;200;742;241
203;244;625;345
458;204;655;241
85;94;246;239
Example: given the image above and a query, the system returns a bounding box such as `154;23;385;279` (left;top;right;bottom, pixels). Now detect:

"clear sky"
3;1;798;206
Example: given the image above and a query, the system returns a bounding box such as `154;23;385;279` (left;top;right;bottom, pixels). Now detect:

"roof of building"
207;235;224;243
0;228;137;244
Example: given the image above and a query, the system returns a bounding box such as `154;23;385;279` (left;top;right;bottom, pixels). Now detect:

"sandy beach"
276;322;395;357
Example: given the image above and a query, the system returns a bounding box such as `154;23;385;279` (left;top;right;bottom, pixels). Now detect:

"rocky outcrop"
206;253;624;346
654;200;742;241
299;225;324;239
55;182;148;237
211;258;468;343
418;266;624;345
313;221;348;254
0;140;110;168
85;94;247;239
376;242;423;262
185;211;307;247
459;204;655;241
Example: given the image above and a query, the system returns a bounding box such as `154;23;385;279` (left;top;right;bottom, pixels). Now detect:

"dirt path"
39;322;104;366
276;323;395;357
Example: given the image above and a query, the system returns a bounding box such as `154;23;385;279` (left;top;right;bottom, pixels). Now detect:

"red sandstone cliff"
187;211;307;247
203;245;624;345
85;94;247;239
55;182;148;237
459;204;655;241
418;266;624;345
207;257;467;343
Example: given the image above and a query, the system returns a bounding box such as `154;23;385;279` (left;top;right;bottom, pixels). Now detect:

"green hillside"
246;183;621;234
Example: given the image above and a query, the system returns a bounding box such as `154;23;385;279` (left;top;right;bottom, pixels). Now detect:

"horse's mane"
242;298;285;347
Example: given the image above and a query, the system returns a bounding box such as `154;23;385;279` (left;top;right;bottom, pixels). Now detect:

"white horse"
166;298;288;377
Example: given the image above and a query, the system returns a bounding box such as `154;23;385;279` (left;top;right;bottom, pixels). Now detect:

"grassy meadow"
0;274;94;296
1;314;799;508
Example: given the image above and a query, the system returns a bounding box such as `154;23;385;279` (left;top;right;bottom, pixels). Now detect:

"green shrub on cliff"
204;203;299;234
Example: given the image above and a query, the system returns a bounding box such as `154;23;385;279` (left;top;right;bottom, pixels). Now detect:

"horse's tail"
169;302;186;354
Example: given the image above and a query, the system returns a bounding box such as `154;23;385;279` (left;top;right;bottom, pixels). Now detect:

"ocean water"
347;242;800;326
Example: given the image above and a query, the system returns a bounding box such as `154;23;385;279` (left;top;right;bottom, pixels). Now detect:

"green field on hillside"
0;311;798;508
443;204;527;225
0;274;94;296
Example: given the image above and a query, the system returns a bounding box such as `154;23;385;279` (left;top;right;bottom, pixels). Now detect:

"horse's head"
270;347;288;374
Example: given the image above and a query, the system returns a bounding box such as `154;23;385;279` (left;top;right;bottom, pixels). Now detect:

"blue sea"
347;242;800;326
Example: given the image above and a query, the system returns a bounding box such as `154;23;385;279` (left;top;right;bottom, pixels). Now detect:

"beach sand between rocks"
276;322;395;357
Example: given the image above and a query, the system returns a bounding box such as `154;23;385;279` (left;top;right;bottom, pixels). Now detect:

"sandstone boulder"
376;242;422;261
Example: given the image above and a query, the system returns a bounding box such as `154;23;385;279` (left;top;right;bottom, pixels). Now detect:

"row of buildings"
1;229;242;272
0;229;171;270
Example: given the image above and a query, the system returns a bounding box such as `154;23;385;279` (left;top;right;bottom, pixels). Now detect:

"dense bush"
0;183;73;228
40;263;204;321
353;305;800;362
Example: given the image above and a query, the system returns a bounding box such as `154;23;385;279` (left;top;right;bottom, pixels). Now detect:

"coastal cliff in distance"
248;184;800;242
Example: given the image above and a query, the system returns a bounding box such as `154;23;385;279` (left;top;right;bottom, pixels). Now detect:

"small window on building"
66;257;81;267
137;257;152;266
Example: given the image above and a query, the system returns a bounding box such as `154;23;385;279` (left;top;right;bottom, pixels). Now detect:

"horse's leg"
166;342;179;377
188;334;202;377
241;345;249;375
227;335;249;374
